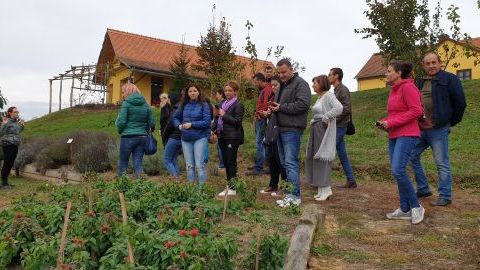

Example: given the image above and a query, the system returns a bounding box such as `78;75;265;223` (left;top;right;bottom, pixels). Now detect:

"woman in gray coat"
305;75;343;201
0;106;24;189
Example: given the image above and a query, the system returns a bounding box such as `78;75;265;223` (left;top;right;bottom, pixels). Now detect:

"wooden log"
254;224;261;270
119;193;134;264
284;204;325;270
56;201;72;269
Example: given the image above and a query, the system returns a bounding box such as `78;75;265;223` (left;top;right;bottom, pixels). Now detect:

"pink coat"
384;79;423;139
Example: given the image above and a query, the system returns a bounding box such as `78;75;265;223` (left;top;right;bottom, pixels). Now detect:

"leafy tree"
0;86;7;110
355;0;478;77
194;14;245;96
169;41;192;101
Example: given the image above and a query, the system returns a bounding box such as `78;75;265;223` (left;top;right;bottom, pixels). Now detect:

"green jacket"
0;118;23;146
115;93;155;136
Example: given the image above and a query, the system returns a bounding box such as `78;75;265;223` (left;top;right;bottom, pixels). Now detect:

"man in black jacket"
269;59;311;207
410;52;466;206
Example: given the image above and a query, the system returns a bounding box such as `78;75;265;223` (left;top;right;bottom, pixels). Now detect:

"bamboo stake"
119;193;134;264
254;224;261;270
222;185;229;221
56;201;72;269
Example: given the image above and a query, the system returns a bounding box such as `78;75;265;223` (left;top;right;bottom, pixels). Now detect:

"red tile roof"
355;53;387;79
96;29;273;78
355;37;480;80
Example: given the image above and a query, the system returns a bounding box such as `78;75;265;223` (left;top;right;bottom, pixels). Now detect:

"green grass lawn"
23;79;480;186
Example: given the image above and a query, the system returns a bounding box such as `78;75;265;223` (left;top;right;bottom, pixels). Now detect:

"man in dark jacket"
329;68;357;188
269;59;311;207
410;52;466;206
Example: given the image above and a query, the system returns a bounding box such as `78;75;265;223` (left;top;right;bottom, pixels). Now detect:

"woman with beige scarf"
305;75;343;201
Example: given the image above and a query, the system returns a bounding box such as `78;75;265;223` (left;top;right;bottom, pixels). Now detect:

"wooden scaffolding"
48;64;109;113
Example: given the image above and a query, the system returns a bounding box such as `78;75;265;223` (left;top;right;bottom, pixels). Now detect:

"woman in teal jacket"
0;106;24;189
115;83;155;178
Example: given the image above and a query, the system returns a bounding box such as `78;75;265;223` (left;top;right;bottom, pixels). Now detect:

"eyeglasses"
12;111;19;114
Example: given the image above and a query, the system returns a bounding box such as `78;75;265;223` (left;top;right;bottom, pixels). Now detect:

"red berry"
164;241;175;249
179;229;188;236
180;251;188;259
190;228;199;237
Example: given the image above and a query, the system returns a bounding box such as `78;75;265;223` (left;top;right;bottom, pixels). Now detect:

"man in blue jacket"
410;52;466;206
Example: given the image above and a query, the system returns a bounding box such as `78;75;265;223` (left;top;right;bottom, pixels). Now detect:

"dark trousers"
219;138;241;188
2;145;18;185
267;142;286;189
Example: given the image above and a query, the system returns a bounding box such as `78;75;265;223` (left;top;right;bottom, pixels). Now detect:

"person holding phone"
377;60;425;224
214;87;226;170
0;106;24;189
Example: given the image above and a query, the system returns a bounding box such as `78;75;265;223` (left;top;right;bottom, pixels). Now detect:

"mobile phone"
214;104;220;109
375;121;382;127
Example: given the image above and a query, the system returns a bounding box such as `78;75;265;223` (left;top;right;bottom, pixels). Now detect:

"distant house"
95;29;273;105
355;37;480;91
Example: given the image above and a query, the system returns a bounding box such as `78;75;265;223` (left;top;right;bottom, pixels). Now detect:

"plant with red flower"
190;228;199;237
164;241;175;249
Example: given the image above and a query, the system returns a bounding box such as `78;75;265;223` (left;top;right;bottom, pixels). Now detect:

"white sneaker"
386;208;412;220
315;186;332;201
314;187;323;199
218;188;236;196
277;195;301;207
411;206;425;224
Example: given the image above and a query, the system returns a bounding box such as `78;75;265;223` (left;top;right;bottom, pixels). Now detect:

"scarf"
217;97;237;133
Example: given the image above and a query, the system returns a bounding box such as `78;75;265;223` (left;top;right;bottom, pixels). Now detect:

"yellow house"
95;29;273;105
355;37;480;91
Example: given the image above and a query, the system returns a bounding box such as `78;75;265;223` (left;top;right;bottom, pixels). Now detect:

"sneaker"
245;170;263;176
411;206;425;224
0;184;13;190
314;187;324;199
277;195;301;207
315;187;332;201
260;187;277;194
430;198;451;206
386;208;412;220
218;188;236;197
336;181;357;188
271;192;281;197
416;191;433;198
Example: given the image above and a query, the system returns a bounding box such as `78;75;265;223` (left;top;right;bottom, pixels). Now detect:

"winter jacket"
416;70;466;128
334;83;352;128
0;118;23;146
173;101;211;142
384;79;423;139
160;103;173;135
255;84;273;119
115;93;155;137
212;100;245;142
275;73;311;132
161;104;182;143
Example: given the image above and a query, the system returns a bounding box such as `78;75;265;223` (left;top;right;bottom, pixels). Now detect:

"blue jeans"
336;127;355;183
389;137;420;212
254;119;266;171
182;137;208;185
277;131;301;198
163;138;182;177
118;136;147;178
217;143;225;168
410;125;452;200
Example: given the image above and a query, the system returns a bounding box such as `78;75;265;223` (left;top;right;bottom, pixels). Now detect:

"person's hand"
183;123;192;129
259;110;269;118
218;109;225;117
18;119;25;128
269;102;280;112
2;117;8;125
377;120;388;130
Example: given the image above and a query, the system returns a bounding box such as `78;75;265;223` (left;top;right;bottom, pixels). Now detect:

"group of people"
69;52;467;226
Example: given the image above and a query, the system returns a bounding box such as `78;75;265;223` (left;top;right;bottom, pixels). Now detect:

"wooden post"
59;76;63;111
119;193;134;264
254;224;261;270
49;79;53;114
56;201;72;269
70;67;76;108
222;185;229;221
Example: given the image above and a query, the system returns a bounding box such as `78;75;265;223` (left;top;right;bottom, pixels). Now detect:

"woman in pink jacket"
377;60;425;225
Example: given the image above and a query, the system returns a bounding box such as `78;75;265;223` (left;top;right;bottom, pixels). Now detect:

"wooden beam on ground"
284;204;325;270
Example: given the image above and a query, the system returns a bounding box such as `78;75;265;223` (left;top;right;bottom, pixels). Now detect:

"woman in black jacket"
214;81;245;197
159;93;173;146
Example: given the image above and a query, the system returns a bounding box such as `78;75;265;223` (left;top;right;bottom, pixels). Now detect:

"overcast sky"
1;0;479;119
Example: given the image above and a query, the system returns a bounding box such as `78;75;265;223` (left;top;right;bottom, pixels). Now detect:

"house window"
456;69;471;81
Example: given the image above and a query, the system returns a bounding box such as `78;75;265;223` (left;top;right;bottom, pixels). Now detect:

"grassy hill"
24;79;480;187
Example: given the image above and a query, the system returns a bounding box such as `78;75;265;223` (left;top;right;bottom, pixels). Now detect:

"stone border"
284;204;326;270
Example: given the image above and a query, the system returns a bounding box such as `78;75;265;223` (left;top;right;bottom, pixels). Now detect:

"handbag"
346;114;355;135
264;113;279;146
144;132;158;155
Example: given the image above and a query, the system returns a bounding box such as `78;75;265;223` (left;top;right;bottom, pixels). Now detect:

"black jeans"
219;138;241;189
267;141;286;189
2;145;18;185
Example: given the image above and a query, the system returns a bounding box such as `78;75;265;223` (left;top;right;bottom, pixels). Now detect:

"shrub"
72;132;116;173
35;140;69;171
143;149;164;176
244;232;289;270
14;137;54;170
